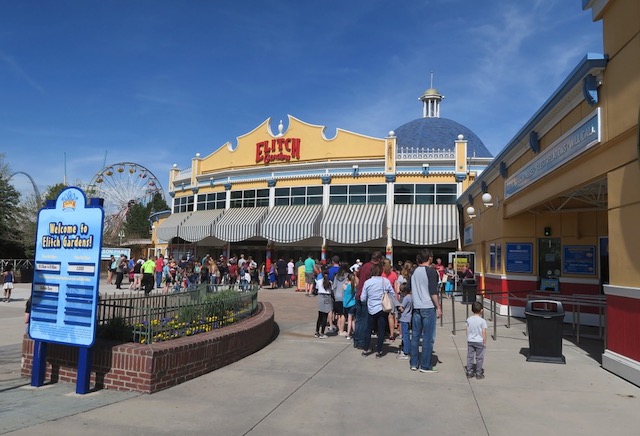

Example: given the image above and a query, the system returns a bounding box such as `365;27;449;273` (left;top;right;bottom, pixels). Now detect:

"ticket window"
538;238;561;291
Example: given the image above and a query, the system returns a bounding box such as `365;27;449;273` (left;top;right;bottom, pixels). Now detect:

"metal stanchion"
451;288;456;335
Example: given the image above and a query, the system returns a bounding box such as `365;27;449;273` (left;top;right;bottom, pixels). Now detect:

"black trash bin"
525;300;566;364
461;278;477;304
19;266;34;283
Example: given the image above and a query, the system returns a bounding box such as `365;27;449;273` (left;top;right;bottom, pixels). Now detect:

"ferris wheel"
88;162;165;241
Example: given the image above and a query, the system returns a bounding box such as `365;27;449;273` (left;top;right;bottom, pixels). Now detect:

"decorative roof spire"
418;71;444;118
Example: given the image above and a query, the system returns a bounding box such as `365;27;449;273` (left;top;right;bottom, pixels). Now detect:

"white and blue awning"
213;207;269;242
261;205;322;243
392;204;458;245
180;209;226;243
321;204;386;244
156;212;192;242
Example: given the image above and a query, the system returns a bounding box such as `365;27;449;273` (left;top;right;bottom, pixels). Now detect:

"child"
342;273;357;340
3;265;15;303
466;301;488;379
396;283;412;360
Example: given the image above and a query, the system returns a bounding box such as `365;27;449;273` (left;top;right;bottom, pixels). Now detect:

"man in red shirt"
434;258;446;294
155;254;164;289
353;250;382;349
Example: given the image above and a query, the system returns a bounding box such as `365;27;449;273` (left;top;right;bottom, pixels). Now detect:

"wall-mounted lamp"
352;165;359;177
466;206;476;219
482;192;493;207
422;163;430;176
209;177;214;186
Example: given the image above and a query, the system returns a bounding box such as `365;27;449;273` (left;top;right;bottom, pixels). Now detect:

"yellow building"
458;0;640;386
153;89;492;265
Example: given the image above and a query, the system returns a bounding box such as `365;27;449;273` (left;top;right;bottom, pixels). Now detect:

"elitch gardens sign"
505;109;600;199
29;187;104;394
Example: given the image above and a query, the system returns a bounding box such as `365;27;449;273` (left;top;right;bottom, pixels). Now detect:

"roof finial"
430;71;434;89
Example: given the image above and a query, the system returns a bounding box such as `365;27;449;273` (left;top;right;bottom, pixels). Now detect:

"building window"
173;195;194;213
274;185;323;206
196;192;227;211
230;189;269;208
329;184;386;205
394;184;457;205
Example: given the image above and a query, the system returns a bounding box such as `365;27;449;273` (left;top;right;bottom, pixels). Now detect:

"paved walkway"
1;281;639;435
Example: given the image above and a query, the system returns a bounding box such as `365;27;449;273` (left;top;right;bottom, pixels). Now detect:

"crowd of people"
303;249;486;377
102;247;486;377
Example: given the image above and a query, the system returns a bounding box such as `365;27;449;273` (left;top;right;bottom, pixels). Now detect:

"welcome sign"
29;187;104;347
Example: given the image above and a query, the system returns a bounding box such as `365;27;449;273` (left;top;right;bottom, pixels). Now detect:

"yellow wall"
198;116;385;175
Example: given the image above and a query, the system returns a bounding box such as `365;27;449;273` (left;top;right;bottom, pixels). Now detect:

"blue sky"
1;0;602;201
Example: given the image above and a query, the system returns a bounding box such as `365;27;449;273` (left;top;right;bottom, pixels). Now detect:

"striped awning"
261;205;322;243
213;207;269;242
156;212;192;242
180;209;226;243
392;204;459;245
321;204;386;244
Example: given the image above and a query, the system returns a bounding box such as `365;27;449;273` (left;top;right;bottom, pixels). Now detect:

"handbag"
381;290;393;313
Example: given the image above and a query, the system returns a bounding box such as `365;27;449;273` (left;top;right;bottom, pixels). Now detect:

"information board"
29;187;104;347
505;243;533;274
563;245;596;275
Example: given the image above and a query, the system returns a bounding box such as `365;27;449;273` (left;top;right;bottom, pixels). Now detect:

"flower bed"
21;302;274;394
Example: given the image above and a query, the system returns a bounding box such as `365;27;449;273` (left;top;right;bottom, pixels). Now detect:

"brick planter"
21;302;274;394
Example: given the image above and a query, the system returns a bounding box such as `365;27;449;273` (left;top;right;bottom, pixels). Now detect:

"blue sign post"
29;187;104;394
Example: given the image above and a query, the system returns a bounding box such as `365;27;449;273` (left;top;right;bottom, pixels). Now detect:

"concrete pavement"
1;281;639;435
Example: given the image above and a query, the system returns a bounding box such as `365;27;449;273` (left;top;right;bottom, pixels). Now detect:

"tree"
43;182;68;204
0;154;25;258
123;193;170;240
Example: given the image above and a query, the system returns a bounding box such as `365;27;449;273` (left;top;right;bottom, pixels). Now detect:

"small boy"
466;301;487;379
396;284;412;360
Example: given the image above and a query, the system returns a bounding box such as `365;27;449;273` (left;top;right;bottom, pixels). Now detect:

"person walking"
107;255;116;285
141;256;156;296
3;265;15;302
115;255;127;289
155;254;164;289
409;248;442;373
466;301;488;379
360;263;394;358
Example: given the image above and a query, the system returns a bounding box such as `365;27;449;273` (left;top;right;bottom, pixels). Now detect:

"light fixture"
422;163;430;176
466;206;476;219
482;192;493;207
352;165;359;177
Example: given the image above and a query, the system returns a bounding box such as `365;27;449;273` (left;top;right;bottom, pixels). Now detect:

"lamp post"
118;230;125;246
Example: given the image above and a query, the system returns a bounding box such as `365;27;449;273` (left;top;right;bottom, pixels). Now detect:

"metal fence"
97;283;259;344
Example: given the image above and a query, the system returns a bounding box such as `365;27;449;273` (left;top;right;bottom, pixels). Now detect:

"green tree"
0;154;25;257
43;182;68;204
123;193;170;240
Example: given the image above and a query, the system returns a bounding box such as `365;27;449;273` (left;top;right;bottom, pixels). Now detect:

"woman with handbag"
360;263;394;358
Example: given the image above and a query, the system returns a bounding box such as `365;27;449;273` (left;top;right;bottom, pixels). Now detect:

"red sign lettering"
255;138;301;164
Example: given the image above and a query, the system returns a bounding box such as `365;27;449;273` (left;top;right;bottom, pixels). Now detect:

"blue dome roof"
394;117;492;158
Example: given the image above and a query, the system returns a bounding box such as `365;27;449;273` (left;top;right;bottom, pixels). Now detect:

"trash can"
19;266;34;283
461;278;477;304
525;300;566;364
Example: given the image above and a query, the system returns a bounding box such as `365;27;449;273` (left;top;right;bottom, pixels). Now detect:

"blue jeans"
401;321;411;355
155;271;162;288
354;300;367;348
410;308;436;370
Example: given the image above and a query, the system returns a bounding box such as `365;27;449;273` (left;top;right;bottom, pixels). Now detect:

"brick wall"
21;302;274;394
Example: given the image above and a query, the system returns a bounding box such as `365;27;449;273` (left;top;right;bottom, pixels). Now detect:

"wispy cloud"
0;50;45;94
135;93;195;109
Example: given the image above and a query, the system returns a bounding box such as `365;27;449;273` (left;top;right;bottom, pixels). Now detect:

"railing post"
451;289;456;335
